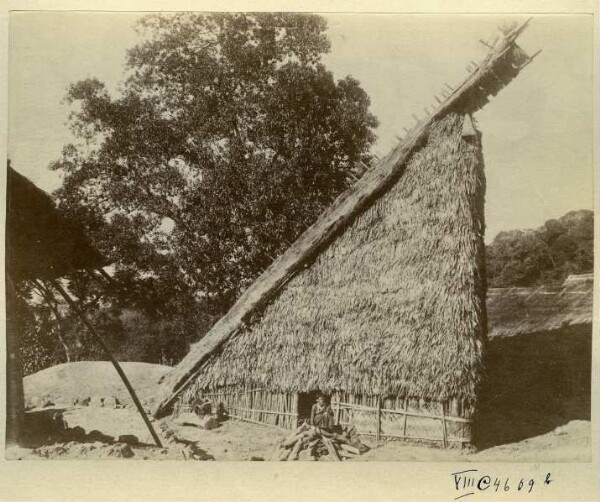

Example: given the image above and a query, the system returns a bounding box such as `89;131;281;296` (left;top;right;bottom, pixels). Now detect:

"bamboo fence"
332;392;472;447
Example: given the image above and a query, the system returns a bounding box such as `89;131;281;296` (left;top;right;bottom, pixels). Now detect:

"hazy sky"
8;12;594;241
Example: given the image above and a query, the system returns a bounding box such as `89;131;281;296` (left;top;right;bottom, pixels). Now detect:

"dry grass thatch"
179;113;487;403
487;273;593;338
154;22;536;416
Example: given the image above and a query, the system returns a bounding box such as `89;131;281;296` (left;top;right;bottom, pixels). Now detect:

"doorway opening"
297;391;334;424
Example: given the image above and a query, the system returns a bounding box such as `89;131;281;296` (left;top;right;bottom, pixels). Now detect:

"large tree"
52;13;378;323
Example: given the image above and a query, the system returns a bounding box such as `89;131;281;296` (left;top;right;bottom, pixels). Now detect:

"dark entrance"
298;391;336;425
297;391;321;423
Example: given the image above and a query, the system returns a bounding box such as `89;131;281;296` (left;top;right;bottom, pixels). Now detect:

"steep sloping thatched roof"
183;112;487;401
6;165;107;281
487;274;593;338
154;21;537;416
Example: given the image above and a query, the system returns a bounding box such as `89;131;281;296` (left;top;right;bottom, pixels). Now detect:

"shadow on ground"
22;407;138;448
475;325;591;450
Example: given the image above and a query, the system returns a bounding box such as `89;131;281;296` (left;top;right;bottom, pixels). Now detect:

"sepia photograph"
2;5;597;486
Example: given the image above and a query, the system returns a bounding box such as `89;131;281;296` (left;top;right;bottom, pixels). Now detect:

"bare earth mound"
23;361;171;409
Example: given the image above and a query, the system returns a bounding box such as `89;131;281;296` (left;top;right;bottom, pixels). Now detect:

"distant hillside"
486;210;594;288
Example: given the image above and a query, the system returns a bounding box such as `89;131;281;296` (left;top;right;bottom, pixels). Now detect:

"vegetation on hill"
486;210;594;288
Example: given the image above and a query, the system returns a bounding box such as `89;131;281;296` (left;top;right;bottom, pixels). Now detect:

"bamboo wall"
179;386;472;446
332;392;472;447
204;388;298;429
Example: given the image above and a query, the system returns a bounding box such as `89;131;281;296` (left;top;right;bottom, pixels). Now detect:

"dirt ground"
168;419;288;460
7;405;590;461
12;362;590;461
357;419;591;462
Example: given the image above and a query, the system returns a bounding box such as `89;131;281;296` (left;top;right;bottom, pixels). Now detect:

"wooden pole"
5;275;25;447
376;395;381;441
49;279;163;447
403;398;408;439
441;402;448;449
31;279;71;362
97;267;115;285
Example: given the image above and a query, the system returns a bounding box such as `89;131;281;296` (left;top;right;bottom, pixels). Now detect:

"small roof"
6;164;107;281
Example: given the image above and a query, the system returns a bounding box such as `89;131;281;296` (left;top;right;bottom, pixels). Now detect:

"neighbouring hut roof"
487;273;594;338
6;164;107;281
154;20;537;416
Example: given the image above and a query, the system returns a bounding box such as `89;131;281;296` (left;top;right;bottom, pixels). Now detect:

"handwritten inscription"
451;469;553;500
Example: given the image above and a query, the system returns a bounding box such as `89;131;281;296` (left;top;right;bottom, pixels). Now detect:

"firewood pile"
271;422;369;461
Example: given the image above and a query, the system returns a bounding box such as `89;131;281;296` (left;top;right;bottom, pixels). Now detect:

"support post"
31;279;71;362
441;402;448;449
5;275;25;447
49;279;163;447
376;395;381;441
403;397;409;440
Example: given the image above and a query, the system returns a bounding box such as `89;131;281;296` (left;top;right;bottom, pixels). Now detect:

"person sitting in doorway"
310;393;334;431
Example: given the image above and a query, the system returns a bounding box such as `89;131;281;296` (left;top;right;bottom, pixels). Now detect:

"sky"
8;12;594;242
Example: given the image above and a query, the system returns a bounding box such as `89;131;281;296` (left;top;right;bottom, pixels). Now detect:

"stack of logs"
272;422;369;461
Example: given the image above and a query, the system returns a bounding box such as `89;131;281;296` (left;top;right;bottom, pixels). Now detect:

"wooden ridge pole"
49;279;163;447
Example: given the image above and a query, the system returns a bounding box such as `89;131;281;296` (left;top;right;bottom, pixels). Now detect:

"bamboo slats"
203;388;299;430
336;401;471;423
193;388;470;446
333;392;471;447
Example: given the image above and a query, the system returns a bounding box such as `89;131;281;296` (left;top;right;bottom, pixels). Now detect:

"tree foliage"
52;12;378;319
15;273;215;375
486;210;594;288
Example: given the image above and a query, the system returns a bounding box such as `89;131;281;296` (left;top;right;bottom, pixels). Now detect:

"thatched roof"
487;274;593;338
154;21;537;416
182;112;487;400
6;164;107;281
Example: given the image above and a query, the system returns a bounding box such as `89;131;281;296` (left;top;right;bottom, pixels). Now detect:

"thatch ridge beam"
153;21;536;418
